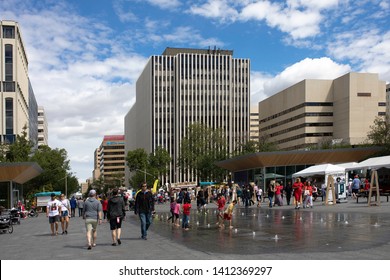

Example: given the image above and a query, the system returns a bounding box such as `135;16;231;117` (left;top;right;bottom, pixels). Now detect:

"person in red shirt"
182;199;191;230
274;182;284;206
101;195;108;221
215;193;226;226
364;179;370;191
292;178;304;209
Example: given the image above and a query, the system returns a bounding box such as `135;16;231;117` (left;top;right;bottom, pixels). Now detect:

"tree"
149;146;171;178
234;133;277;156
366;115;390;153
6;125;33;162
178;123;228;182
25;145;77;196
126;147;171;189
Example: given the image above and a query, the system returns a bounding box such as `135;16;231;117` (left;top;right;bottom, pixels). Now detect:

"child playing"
167;197;176;224
182;198;191;230
222;200;237;229
174;198;181;227
215;193;226;226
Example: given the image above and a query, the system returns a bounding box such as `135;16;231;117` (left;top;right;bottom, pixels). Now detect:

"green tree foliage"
367;116;390;153
25;145;77;196
234;134;277;156
6;125;33;162
126;146;171;189
178;123;228;182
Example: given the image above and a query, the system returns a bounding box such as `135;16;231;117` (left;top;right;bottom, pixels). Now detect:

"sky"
1;0;389;183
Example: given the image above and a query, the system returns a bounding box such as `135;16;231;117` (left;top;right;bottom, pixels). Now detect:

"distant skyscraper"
125;47;250;185
0;20;38;145
37;106;48;146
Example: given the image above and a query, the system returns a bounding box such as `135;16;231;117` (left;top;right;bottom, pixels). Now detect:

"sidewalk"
1;197;390;260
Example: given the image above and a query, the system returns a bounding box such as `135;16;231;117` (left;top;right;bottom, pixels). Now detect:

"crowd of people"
44;176;370;250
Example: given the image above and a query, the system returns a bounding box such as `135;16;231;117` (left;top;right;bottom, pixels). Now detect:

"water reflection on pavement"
150;206;389;255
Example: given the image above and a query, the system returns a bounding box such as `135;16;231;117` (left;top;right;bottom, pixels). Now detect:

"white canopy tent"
293;163;347;204
293;163;345;178
345;155;390;171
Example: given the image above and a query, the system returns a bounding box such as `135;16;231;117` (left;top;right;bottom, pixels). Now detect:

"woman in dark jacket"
108;189;126;246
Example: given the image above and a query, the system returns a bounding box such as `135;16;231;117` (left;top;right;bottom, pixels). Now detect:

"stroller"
10;208;21;224
0;210;13;234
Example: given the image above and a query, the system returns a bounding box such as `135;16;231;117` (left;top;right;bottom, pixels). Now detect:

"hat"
89;189;96;196
50;193;56;197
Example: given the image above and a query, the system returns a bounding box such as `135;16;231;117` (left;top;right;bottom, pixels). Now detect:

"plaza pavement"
1;196;390;260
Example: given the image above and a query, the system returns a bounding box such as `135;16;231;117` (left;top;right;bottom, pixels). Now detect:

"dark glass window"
5;98;13;135
5;44;13;81
2;26;15;38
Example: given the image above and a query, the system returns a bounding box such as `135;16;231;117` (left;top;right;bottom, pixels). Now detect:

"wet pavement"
1;197;390;260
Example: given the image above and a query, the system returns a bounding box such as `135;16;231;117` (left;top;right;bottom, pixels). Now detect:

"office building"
1;20;38;145
97;135;125;187
125;47;250;185
37;106;48;146
258;72;386;150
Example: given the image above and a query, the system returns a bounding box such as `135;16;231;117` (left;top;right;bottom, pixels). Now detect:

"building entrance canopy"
0;162;43;184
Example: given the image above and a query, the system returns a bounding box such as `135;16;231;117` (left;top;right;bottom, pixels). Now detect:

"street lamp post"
136;169;156;182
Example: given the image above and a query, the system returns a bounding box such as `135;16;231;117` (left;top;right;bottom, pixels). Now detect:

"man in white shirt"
46;193;62;236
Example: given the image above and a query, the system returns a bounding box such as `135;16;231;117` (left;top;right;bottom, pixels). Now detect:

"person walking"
77;198;84;217
181;198;192;230
107;189;126;246
134;183;155;240
59;194;70;234
101;195;108;221
303;181;314;208
292;178;304;209
70;196;77;218
267;181;275;208
83;190;103;250
46;193;62;236
215;193;226;226
351;175;361;199
285;181;293;205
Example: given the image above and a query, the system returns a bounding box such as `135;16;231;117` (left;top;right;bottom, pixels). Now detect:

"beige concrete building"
1;20;38;145
259;72;386;150
125;47;250;186
96;135;125;187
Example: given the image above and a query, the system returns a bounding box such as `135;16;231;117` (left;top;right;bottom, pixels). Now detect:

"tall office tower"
125;47;250;185
37;106;48;147
98;135;125;187
1;20;36;144
259;72;386;150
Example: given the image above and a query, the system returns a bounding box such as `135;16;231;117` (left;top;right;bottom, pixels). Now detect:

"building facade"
125;47;250;186
37;106;48;146
97;135;125;187
0;20;37;145
250;105;259;142
258;72;386;150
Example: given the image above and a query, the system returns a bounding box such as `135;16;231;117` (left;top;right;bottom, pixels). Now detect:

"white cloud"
327;29;390;82
251;57;351;104
113;0;138;23
146;0;181;10
189;0;240;22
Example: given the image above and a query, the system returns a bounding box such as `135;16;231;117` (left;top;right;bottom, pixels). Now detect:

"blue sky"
1;0;389;183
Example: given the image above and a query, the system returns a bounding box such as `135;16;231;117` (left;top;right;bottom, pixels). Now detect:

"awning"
293;164;345;178
215;147;382;172
346;155;390;171
0;162;43;184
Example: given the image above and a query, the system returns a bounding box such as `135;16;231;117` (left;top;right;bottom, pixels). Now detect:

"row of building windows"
275;132;333;145
259;102;333;123
260;112;333;132
269;122;333;137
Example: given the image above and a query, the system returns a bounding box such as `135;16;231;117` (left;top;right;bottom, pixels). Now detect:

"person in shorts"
215;193;226;227
46;193;62;236
59;194;70;234
222;200;237;229
83;190;103;250
107;189;126;246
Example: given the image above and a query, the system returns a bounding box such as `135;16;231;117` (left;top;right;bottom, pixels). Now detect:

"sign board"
37;196;51;207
